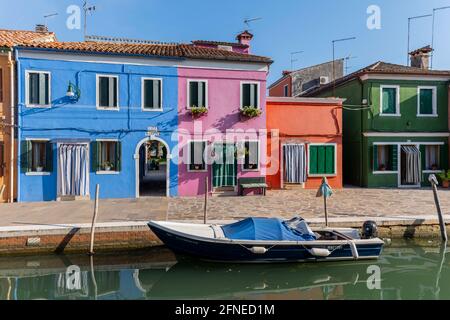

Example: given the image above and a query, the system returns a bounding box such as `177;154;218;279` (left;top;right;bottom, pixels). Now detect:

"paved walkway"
0;187;449;228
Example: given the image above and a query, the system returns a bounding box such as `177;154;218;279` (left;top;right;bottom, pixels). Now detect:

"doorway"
399;145;421;187
212;143;237;191
138;139;168;197
282;144;307;187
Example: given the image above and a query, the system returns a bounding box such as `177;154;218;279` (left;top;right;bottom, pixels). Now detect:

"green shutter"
317;146;326;174
309;146;318;174
325;146;335;174
390;145;398;171
373;145;378;171
91;141;99;172
419;89;433;115
20;140;31;173
115;141;122;172
242;84;250;107
382;87;396;114
440;145;447;171
45;142;53;172
189;82;198;107
420;145;426;171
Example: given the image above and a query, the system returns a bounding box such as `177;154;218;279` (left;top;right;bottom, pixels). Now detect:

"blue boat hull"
149;223;384;263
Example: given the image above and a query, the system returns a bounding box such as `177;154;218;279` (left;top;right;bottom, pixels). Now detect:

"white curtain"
58;144;89;196
283;144;307;184
402;146;421;185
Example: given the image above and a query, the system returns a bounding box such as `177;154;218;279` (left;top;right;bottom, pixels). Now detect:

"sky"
1;0;450;85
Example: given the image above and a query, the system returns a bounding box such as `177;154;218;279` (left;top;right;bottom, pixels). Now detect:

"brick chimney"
282;70;292;76
35;24;49;33
236;30;253;54
409;46;433;69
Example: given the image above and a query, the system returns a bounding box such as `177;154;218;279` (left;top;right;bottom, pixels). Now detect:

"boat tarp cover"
221;218;316;241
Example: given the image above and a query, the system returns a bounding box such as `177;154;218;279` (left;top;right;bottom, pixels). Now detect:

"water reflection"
0;242;448;300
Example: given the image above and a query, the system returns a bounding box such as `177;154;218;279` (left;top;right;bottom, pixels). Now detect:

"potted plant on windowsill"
189;106;208;119
438;170;450;188
192;164;203;171
240;106;262;119
378;164;386;171
103;162;113;171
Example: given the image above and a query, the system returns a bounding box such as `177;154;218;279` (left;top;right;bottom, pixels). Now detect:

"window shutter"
419;145;426;171
382;88;396;114
189;82;198;107
153;80;160;109
440;145;447;171
390;145;398;171
309;146;318;174
373;145;378;171
242;84;250;107
20;140;31;173
325;146;335;174
317;146;326;174
420;89;433;115
45;142;53;172
115;141;122;172
91;141;99;172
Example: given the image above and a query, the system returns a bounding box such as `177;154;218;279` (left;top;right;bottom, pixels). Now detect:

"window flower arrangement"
102;161;114;171
438;170;450;188
240;106;262;119
189;106;208;119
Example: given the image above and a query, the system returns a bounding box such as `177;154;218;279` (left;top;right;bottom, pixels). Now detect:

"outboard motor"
362;221;378;239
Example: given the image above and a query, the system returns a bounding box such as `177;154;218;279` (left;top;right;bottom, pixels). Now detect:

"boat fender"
348;240;359;259
307;248;331;257
249;247;268;254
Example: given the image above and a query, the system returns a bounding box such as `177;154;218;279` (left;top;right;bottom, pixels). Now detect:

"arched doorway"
135;137;170;197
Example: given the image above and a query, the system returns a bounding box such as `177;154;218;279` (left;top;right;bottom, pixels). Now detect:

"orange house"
266;97;344;190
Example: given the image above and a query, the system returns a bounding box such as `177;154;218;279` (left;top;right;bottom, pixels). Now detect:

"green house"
305;48;450;188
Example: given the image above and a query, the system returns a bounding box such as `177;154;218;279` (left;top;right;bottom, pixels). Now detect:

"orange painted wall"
266;99;343;189
268;76;291;97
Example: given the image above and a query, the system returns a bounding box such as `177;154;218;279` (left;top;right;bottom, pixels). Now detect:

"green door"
212;143;237;188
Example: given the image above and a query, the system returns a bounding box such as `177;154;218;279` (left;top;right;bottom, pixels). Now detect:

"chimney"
35;24;49;33
236;30;253;54
409;46;433;69
282;70;292;76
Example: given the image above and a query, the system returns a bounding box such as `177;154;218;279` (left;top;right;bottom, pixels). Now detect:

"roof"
17;41;272;64
0;29;56;47
303;61;450;96
410;45;433;55
191;40;249;48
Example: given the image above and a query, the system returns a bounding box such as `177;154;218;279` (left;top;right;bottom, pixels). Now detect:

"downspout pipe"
358;77;365;187
8;50;15;203
12;48;19;202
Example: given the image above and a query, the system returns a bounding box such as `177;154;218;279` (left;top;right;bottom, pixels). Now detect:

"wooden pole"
89;184;100;255
324;195;328;227
429;175;448;242
89;255;98;300
204;177;208;224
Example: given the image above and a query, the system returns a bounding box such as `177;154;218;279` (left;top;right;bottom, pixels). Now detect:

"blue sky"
1;0;450;84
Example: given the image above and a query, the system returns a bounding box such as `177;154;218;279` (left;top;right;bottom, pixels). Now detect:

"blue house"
16;44;180;201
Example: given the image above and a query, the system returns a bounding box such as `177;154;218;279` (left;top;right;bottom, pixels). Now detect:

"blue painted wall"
17;52;179;202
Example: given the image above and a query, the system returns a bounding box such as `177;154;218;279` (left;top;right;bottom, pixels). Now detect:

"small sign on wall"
147;126;160;138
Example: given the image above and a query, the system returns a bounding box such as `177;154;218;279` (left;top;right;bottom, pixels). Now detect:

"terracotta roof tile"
0;29;56;47
17;41;272;64
192;40;249;48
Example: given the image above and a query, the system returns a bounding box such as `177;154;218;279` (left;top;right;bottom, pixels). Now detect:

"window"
26;71;50;107
188;141;206;171
424;145;441;171
97;75;118;109
380;85;399;115
187;80;207;109
142;78;162;110
373;145;398;172
418;87;437;116
241;82;259;108
92;141;121;172
308;144;336;176
0;68;3;103
243;141;259;170
283;84;289;97
21;140;52;173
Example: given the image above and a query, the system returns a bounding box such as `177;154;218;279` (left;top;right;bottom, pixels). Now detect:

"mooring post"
89;184;100;255
324;195;328;227
204;176;208;224
429;175;448;242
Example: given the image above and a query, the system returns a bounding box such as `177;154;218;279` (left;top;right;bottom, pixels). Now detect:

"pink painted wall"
178;67;268;197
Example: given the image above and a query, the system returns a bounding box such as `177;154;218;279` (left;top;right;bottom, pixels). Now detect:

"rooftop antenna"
43;13;58;28
290;51;304;71
243;17;262;29
332;37;356;96
83;1;96;40
431;6;450;69
407;14;432;66
344;54;358;75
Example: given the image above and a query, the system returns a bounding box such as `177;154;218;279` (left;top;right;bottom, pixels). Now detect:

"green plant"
102;161;114;170
438;170;450;182
189;106;208;118
240;106;262;118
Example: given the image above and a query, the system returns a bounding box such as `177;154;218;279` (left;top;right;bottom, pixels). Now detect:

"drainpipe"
8;50;14;203
358;77;364;187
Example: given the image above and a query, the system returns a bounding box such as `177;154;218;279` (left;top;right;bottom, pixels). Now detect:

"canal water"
0;241;448;300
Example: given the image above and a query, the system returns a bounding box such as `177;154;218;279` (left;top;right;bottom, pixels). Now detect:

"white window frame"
417;86;437;117
372;143;399;175
141;77;163;112
187;139;208;172
240;81;261;110
25;70;51;108
241;140;260;172
96;139;120;175
96;74;120;111
283;84;289;97
380;85;400;117
25;138;51;176
186;79;208;110
307;143;337;177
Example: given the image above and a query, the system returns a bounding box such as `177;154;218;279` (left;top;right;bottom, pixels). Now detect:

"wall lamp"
66;81;81;99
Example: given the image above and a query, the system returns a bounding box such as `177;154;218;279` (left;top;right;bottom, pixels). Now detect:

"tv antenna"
344;54;358;75
244;17;262;29
43;13;58;27
83;1;97;40
290;51;304;70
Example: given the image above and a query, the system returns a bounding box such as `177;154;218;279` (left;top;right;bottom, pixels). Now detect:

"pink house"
178;31;273;196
